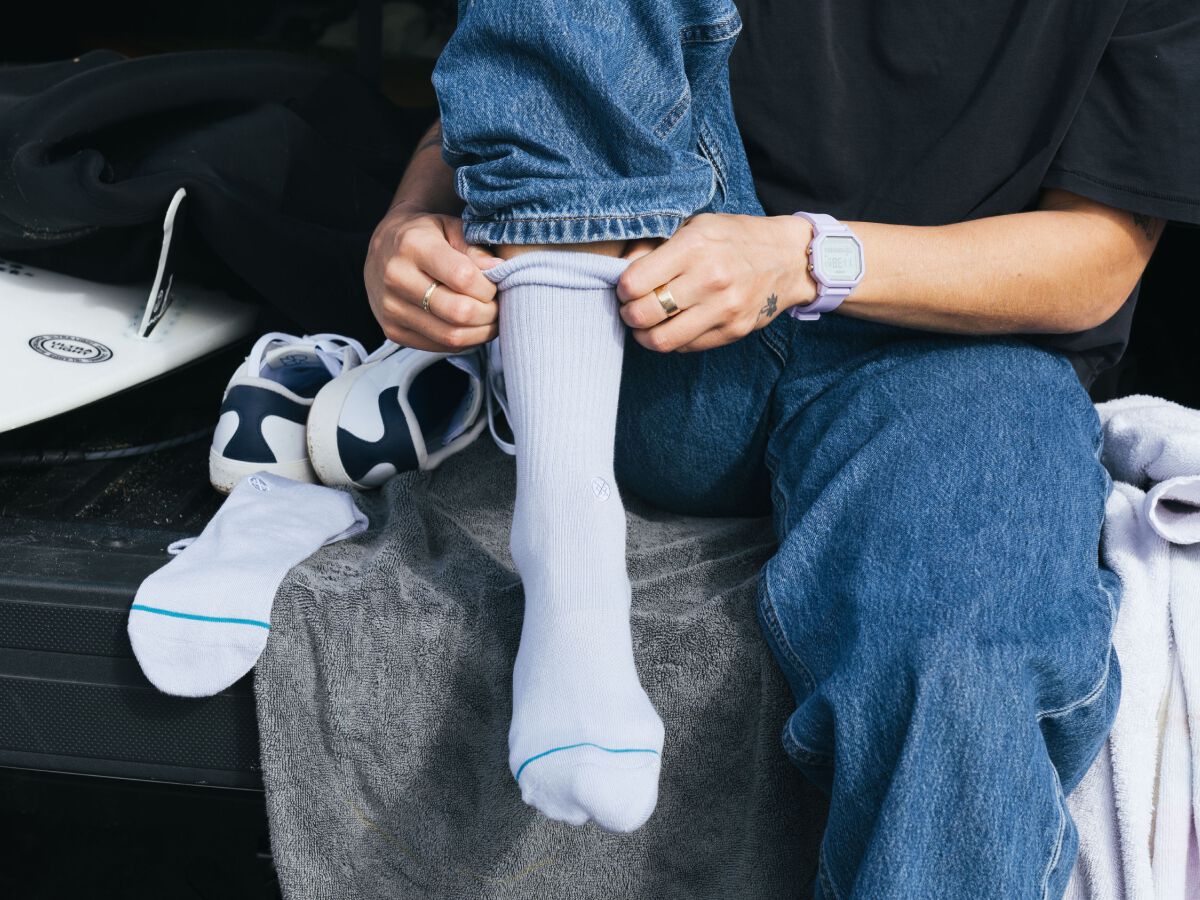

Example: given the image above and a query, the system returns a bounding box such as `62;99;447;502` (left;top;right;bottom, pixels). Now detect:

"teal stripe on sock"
130;604;270;630
515;742;660;782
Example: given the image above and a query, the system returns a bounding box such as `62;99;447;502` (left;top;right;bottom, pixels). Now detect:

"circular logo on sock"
248;475;271;492
28;334;113;364
591;476;611;501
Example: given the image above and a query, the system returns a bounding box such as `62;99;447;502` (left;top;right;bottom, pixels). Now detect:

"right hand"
365;202;502;352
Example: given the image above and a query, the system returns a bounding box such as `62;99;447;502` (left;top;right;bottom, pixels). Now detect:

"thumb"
465;243;503;270
442;217;502;269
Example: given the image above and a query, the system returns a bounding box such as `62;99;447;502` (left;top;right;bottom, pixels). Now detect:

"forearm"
834;191;1162;335
388;119;462;217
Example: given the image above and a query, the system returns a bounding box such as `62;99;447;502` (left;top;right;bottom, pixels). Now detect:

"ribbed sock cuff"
484;250;630;293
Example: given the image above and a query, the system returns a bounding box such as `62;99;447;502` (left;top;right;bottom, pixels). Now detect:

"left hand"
616;213;816;352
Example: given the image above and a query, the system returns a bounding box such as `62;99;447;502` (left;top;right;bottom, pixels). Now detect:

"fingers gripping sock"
128;473;368;697
487;251;665;833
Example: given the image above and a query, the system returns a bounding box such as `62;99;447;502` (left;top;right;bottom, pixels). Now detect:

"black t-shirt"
729;0;1200;388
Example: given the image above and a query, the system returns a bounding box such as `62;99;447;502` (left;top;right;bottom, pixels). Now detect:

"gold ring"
654;284;680;318
421;280;439;312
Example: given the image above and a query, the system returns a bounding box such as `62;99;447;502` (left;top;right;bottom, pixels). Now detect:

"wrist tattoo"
1132;212;1163;242
757;292;779;323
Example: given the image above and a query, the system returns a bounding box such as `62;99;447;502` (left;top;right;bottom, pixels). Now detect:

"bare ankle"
494;240;627;260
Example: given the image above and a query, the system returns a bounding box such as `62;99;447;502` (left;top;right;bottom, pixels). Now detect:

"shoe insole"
408;362;471;451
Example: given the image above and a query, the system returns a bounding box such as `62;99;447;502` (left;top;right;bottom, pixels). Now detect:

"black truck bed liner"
0;346;261;790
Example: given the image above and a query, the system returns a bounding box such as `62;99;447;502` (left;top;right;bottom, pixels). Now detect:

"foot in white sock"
488;250;665;833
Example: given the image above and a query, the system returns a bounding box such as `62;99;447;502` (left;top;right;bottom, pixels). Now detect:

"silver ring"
421;280;439;312
654;284;680;318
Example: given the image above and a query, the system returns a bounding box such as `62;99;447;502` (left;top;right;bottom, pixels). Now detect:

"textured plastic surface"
0;516;261;788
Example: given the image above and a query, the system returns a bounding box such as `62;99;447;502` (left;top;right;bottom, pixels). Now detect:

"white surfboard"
2;189;256;433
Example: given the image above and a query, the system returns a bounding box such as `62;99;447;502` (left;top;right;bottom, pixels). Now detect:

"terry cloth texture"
1066;395;1200;899
254;438;826;899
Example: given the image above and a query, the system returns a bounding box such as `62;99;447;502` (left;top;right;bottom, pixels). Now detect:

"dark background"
0;2;1196;899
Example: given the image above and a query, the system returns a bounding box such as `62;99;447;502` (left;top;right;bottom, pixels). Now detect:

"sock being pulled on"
128;472;368;697
487;250;665;833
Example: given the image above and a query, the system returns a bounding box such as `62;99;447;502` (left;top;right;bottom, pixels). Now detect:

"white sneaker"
209;332;366;493
485;337;515;456
306;341;487;489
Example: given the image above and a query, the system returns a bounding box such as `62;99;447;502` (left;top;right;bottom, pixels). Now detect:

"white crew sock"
486;250;665;833
128;473;368;697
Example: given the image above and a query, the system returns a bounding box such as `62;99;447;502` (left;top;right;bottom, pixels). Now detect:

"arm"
386;121;464;218
844;189;1163;334
616;190;1164;352
364;119;502;352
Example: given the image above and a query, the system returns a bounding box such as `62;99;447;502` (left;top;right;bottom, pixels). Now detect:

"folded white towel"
1098;395;1200;487
1066;395;1200;900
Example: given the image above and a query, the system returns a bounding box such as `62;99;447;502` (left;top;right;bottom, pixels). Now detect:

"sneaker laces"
246;331;369;378
484;338;515;456
362;338;402;364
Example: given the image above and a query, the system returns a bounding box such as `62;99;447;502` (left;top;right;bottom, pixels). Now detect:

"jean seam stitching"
1034;573;1117;721
696;119;727;205
654;84;692;140
758;576;818;697
818;852;843;900
467;210;690;224
456;167;470;209
782;723;834;765
1039;767;1069;900
680;11;742;44
759;324;788;365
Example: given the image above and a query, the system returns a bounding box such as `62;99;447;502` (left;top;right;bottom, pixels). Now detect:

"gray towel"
255;439;826;899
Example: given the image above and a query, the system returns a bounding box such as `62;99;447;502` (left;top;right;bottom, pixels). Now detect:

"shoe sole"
208;449;318;495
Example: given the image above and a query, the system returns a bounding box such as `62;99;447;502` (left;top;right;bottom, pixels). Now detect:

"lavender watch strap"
788;211;862;321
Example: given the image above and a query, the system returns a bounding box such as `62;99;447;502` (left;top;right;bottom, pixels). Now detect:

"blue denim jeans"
433;4;1120;895
614;316;1120;899
433;0;763;245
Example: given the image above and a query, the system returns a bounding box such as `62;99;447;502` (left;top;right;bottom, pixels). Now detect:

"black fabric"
729;0;1200;388
0;50;434;345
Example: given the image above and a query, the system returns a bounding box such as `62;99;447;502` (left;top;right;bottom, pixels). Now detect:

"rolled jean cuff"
462;209;689;247
456;162;717;246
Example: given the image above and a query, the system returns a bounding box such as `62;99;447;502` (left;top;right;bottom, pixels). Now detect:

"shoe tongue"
260;344;320;373
259;344;335;397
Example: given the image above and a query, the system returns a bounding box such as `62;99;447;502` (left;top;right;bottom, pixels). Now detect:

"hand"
616;213;816;352
365;202;503;352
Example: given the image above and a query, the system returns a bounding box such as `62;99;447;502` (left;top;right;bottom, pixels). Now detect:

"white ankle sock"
487;251;665;833
128;473;368;697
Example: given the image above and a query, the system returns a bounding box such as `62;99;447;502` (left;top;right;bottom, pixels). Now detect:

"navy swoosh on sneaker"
335;387;419;482
307;344;488;489
209;331;367;493
219;385;310;464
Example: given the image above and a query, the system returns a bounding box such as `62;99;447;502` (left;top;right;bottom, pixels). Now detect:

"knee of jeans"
783;632;1042;769
875;339;1106;498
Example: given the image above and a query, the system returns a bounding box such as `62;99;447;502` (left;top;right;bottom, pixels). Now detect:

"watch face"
819;236;863;283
